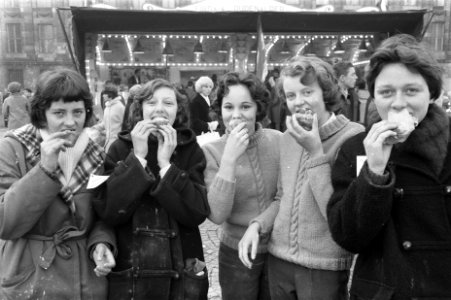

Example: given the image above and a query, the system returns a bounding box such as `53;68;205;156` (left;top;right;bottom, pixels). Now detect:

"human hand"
93;243;116;277
223;122;249;162
131;120;158;158
286;114;323;158
156;124;177;169
40;131;75;172
364;120;397;175
238;223;260;269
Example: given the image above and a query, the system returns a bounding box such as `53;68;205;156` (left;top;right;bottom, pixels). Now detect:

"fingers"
238;240;253;269
93;244;116;277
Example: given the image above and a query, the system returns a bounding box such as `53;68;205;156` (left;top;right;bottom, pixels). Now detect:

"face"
142;87;178;126
200;83;213;97
374;63;431;124
283;75;330;126
341;67;357;89
221;84;258;135
45;99;86;144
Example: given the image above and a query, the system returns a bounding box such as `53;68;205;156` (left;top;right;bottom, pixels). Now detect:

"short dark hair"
333;61;354;78
31;68;93;129
130;78;189;130
278;56;341;112
102;83;118;99
214;72;270;122
366;34;442;100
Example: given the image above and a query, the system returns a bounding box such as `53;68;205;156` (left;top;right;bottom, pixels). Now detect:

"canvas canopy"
68;6;426;76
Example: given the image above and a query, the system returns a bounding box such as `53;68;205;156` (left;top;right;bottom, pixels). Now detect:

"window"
38;24;55;53
431;22;444;51
8;69;23;85
6;23;22;53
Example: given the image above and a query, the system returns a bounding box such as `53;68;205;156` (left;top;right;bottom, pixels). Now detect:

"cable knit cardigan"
202;125;282;253
253;114;364;270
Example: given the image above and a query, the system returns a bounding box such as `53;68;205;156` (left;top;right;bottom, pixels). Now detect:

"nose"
64;113;76;126
231;107;242;119
391;91;407;110
293;93;305;107
154;101;164;112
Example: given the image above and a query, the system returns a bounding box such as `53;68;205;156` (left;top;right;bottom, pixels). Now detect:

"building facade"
0;0;450;92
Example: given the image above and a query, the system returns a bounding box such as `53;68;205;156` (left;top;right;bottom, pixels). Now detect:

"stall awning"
68;6;426;75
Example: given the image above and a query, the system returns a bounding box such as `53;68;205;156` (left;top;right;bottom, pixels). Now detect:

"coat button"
180;172;187;178
402;241;412;250
445;186;451;194
394;188;404;197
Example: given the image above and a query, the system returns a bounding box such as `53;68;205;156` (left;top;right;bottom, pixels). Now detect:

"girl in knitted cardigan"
202;72;282;300
239;57;364;299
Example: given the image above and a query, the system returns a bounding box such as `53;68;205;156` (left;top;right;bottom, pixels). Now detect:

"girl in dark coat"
327;34;451;299
94;78;210;300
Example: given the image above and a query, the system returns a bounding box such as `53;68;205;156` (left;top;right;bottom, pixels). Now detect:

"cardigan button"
402;241;412;250
180;172;187;178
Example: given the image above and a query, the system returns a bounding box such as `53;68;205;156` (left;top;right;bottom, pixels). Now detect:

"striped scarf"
11;124;104;212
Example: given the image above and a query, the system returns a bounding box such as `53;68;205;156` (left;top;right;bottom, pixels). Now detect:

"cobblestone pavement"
199;219;222;300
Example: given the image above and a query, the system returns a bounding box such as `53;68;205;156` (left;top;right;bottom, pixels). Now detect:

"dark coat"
94;127;210;300
335;89;360;123
327;104;451;299
189;94;211;135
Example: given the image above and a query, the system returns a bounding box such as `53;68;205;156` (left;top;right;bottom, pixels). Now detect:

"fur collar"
396;104;449;176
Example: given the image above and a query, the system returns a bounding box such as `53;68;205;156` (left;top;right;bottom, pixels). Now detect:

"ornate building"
0;0;449;91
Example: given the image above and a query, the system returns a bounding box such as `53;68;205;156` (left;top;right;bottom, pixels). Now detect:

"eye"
377;89;394;98
405;88;419;96
285;93;296;101
242;104;252;110
302;89;313;96
145;99;156;106
54;111;65;117
222;104;232;110
73;110;84;116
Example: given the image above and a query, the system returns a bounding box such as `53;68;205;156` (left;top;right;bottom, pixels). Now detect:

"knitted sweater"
253;114;364;270
202;126;282;252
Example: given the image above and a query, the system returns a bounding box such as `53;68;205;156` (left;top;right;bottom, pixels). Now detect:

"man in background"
333;61;359;122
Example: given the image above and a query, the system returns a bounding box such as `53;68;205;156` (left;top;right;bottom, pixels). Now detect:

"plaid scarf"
11;124;105;212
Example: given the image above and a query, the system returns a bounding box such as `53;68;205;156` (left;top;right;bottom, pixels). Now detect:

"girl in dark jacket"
327;34;451;299
94;78;210;300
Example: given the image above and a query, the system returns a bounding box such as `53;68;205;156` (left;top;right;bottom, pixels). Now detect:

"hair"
278;56;341;112
7;82;22;94
333;61;354;78
213;72;270;122
102;82;119;99
24;88;32;93
30;68;93;129
195;76;214;93
366;34;443;100
130;78;189;130
134;68;141;75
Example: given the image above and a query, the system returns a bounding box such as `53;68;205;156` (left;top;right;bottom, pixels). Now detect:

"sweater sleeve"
327;140;395;253
0;138;61;240
306;154;333;220
190;100;209;135
150;144;210;228
202;144;236;225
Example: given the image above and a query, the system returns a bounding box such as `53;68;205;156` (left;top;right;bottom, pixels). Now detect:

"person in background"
265;69;287;131
121;83;142;131
127;68;142;88
2;81;31;129
190;76;218;135
185;80;197;102
203;72;281;300
0;68;116;299
239;56;364;300
333;61;359;122
94;78;209;300
327;34;451;299
23;88;33;101
94;83;125;152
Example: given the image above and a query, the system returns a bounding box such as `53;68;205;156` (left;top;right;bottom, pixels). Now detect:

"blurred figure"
185;80;197;101
23;88;33;101
121;84;142;131
190;76;218;135
2;81;31;129
127;68;142;88
333;61;359;122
